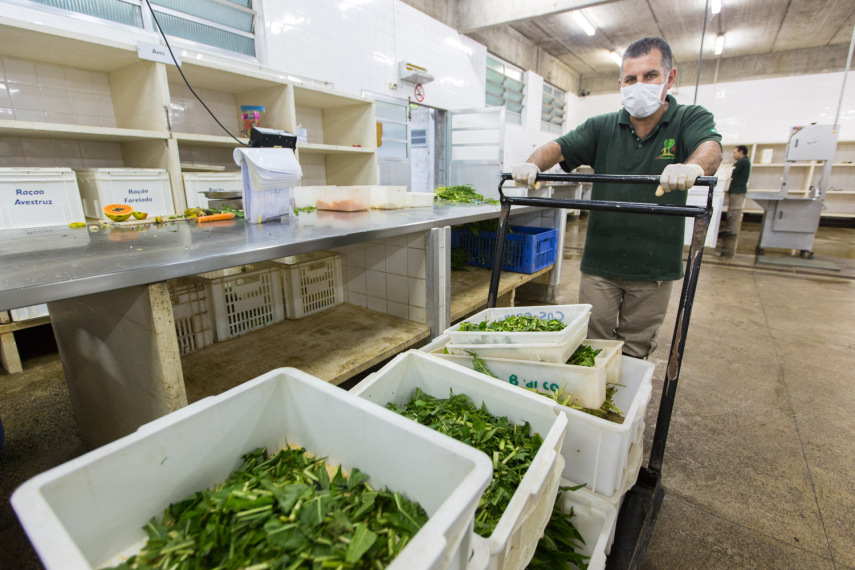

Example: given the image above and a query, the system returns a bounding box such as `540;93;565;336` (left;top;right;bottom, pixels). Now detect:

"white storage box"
190;262;285;341
406;192;435;208
10;304;50;321
11;367;493;570
557;357;653;496
272;251;344;319
294;185;332;208
181;172;242;210
316;186;371;212
445;305;591;347
167;278;214;355
425;338;624;409
0;167;85;229
75;168;174;219
353;351;567;570
369;186;407;209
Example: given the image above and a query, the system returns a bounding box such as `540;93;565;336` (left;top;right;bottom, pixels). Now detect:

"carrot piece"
196;212;236;223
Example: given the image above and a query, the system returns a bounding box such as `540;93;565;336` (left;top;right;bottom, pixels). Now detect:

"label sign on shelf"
137;41;180;66
414;83;425;103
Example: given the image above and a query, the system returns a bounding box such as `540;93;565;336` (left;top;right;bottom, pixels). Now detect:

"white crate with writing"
75;168;174;219
181;172;242;210
190;263;285;341
353;351;568;570
0;168;85;230
11;368;493;570
10;304;50;322
167;278;214;355
272;251;344;319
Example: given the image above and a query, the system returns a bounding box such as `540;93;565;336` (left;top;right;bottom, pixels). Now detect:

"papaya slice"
132;211;148;220
104;204;133;222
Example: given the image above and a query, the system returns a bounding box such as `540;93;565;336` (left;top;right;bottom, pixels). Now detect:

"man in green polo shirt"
720;145;751;238
512;37;722;358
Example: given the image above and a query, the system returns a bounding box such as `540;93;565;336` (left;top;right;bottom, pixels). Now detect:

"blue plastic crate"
451;225;559;274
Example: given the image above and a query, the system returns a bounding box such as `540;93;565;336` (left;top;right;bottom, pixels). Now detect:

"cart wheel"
755;247;765;256
801;250;814;260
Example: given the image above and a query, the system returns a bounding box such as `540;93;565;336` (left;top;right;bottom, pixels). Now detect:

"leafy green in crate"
451;247;470;271
567;344;603;367
434;184;498;204
457;219;513;236
459;314;566;333
387;388;543;537
107;446;427;570
527;485;590;569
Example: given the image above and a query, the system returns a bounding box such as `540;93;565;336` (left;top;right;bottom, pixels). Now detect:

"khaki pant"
578;273;674;359
726;192;746;235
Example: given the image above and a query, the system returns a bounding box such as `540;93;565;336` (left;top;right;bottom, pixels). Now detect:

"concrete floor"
1;218;854;569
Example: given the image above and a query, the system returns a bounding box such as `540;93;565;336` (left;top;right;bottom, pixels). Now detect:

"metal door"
447;107;505;198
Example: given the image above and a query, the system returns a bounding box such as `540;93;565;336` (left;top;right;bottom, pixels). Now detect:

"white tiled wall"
330;230;429;323
0;56;116;127
0;137;123;168
299;154;327;185
169;83;240;136
294;106;325;144
262;0;487;112
572;72;855;144
177;145;241;170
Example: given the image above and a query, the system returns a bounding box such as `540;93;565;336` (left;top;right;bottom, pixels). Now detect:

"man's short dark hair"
736;145;749;156
623;37;673;74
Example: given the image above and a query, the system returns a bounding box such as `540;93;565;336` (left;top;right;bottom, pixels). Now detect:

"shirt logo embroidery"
657;138;676;160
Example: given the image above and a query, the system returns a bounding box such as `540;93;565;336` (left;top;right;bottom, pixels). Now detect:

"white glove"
512;163;540;187
659;163;705;193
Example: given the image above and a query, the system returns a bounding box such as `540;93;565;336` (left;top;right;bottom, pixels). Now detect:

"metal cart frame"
487;172;718;569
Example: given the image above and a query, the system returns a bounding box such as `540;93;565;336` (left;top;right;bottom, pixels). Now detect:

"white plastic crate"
406;192;435;208
10;304;50;321
167;278;214;355
369;186;407;209
550;485;618;570
556;357;653;496
445;305;591;347
181;172;242;210
75;168;175;219
426;337;624;409
0;167;85;229
272;251;344;319
294;185;330;208
191;263;285;341
11;367;493;570
316;186;370;211
353;350;568;570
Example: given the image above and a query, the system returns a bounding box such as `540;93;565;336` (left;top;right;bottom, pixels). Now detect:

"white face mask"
620;81;666;119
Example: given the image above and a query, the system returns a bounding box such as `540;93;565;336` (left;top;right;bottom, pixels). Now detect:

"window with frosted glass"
542;83;565;135
375;100;409;159
486;55;524;125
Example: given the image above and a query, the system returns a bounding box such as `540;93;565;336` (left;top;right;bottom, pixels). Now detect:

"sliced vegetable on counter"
567;344;603;367
105;446;428;570
433;184;498;204
103;204;133;222
195;212;236;223
387;388;542;537
459;314;566;333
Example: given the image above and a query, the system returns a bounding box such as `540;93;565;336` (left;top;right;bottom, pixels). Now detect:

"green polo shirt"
555;94;722;281
729;155;751;194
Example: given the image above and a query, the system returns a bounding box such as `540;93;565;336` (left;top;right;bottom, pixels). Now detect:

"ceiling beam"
454;0;619;33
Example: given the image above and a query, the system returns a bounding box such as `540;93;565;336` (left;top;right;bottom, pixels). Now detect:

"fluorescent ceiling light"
573;11;596;36
711;0;722;15
609;50;623;66
715;34;725;55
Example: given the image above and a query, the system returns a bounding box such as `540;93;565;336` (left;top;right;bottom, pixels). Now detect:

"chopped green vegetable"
294;206;317;215
567;344;603;367
466;351;498;378
528;485;590;569
387;388;543;537
106;446;427;569
459;314;566;333
434;184;498;204
451;247;470;271
209;204;245;218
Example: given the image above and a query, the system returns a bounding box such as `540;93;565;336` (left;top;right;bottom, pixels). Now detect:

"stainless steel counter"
0;204;535;310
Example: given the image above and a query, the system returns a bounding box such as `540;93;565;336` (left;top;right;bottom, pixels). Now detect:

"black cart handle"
498;172;718;218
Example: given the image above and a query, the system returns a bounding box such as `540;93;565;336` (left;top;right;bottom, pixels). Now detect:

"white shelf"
297;143;375;156
172;132;249;148
180;163;228;172
0;120;168;142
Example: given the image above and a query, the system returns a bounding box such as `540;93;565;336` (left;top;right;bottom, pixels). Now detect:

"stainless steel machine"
748;124;839;259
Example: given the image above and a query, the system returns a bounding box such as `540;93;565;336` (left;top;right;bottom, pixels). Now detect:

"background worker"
512;36;722;359
720;145;751;238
